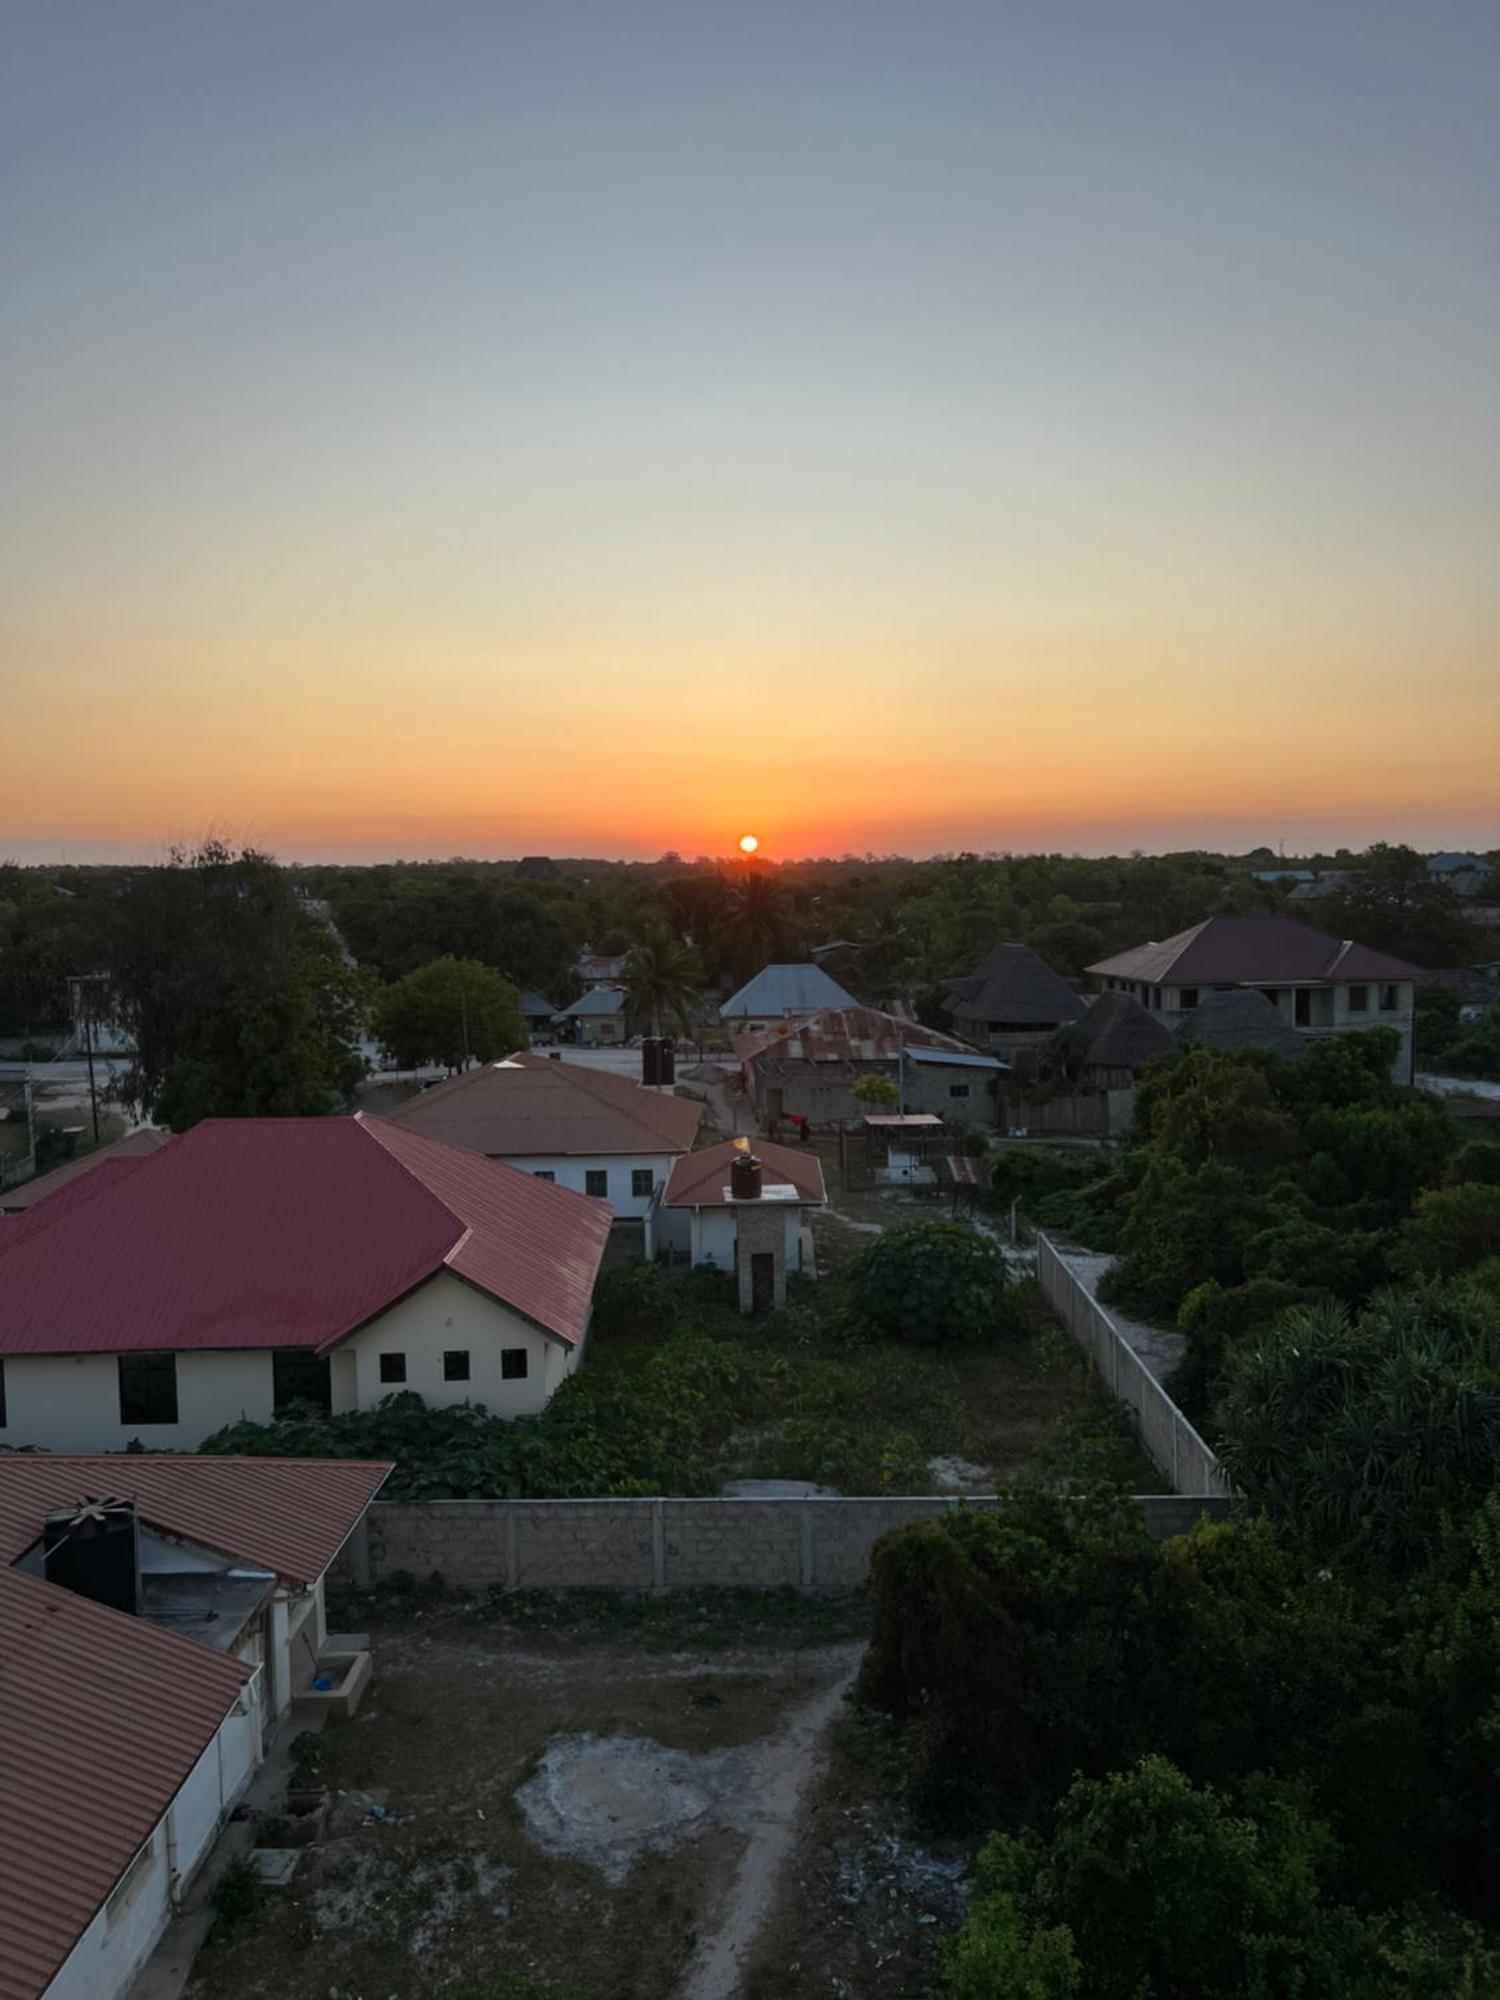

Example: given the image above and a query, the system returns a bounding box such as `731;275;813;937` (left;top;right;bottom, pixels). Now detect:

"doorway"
750;1252;776;1314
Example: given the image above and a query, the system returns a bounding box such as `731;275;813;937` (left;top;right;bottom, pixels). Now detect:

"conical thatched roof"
1077;990;1177;1070
1174;989;1308;1061
943;944;1086;1027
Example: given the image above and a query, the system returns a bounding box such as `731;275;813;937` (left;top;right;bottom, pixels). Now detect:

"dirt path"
679;1644;863;2000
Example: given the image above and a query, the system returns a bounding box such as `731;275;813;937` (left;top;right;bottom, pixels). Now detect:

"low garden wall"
1035;1232;1235;1498
342;1492;1233;1594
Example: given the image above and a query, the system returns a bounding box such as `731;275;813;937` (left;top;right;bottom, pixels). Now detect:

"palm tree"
717;870;799;984
624;931;702;1039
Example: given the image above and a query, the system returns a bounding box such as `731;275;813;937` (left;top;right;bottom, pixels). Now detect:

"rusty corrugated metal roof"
0;1565;249;2000
0;1456;391;1588
744;1006;978;1066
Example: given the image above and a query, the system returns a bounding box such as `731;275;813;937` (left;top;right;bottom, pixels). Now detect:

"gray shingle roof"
719;963;859;1019
1089;916;1419;984
942;944;1087;1027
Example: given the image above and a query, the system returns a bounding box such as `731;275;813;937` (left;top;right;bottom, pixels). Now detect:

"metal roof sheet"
381;1051;701;1159
1088;916;1420;985
744;1007;978;1066
662;1139;826;1209
902;1044;1007;1070
0;1565;249;2000
555;987;626;1017
0;1128;171;1215
719;964;859;1018
0;1116;609;1358
0;1455;392;1588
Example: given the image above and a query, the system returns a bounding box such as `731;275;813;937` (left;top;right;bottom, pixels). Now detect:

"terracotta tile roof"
942;945;1088;1027
0;1115;609;1359
0;1564;250;2000
0;1128;170;1215
744;1006;977;1066
719;964;859;1018
380;1051;701;1158
0;1455;392;1587
662;1139;827;1208
1089;916;1420;985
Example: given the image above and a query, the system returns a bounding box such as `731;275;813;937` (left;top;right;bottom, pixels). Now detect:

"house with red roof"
0;1454;389;2000
649;1139;827;1312
0;1115;611;1453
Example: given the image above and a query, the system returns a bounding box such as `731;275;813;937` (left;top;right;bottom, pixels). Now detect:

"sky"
1;1;1497;865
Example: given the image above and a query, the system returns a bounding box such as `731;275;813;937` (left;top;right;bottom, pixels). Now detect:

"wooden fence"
1034;1233;1235;1498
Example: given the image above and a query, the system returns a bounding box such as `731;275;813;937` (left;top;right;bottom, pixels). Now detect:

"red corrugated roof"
0;1128;171;1215
0;1116;609;1358
0;1565;249;2000
0;1455;391;1587
662;1139;827;1209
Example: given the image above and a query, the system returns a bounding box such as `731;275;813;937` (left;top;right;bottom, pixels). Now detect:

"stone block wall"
345;1493;1234;1595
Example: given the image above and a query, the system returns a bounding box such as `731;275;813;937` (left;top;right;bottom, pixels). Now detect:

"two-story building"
380;1050;701;1222
1088;916;1420;1081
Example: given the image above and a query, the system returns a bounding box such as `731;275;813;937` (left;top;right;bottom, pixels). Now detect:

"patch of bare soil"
741;1712;975;2000
187;1619;862;2000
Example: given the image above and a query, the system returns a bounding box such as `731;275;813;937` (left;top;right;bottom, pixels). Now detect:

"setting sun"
738;834;760;855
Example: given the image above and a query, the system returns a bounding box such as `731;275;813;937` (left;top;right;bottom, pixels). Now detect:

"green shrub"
1398;1183;1500;1276
849;1220;1011;1345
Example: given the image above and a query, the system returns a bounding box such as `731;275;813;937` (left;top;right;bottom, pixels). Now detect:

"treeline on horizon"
3;839;1493;1029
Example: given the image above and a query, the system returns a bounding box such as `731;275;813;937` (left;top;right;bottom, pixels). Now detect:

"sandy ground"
1059;1249;1186;1380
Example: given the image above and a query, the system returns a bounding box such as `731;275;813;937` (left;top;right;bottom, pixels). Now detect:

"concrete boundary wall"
344;1492;1232;1595
1035;1233;1235;1499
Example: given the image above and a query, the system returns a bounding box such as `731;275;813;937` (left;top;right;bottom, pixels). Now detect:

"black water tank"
730;1151;763;1201
642;1037;661;1086
44;1499;140;1616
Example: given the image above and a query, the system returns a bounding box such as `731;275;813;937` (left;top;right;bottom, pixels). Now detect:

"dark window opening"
533;1170;555;1182
1177;988;1199;1010
1380;984;1400;1012
379;1352;407;1385
501;1348;529;1381
632;1168;654;1199
1295;989;1312;1026
119;1353;178;1426
949;1083;971;1099
273;1351;332;1416
1347;984;1368;1013
443;1349;471;1382
585;1169;609;1198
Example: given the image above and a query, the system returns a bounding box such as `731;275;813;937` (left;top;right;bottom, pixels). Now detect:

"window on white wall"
585;1169;609;1198
632;1169;654;1199
501;1349;529;1380
533;1170;555;1182
443;1350;470;1382
119;1353;178;1425
379;1353;407;1384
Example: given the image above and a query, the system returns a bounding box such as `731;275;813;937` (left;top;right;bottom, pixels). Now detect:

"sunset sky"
2;2;1496;864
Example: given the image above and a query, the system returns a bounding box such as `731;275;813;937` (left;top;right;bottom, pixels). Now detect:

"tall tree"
623;931;701;1038
106;841;368;1130
372;957;525;1071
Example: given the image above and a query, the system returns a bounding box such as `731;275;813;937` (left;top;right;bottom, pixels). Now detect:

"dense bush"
848;1220;1011;1345
1398;1182;1500;1276
1215;1287;1500;1569
946;1758;1497;2000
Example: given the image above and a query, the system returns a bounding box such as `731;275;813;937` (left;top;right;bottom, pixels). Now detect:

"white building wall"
42;1694;260;2000
684;1206;809;1274
492;1152;675;1219
0;1350;273;1453
341;1270;579;1419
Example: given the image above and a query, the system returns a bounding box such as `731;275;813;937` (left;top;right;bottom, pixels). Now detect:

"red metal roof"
0;1455;391;1588
1089;917;1420;986
0;1565;249;2000
0;1128;171;1215
0;1115;609;1359
662;1139;827;1209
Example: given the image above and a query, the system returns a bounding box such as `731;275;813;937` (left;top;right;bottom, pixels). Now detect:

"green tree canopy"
849;1219;1010;1344
105;842;367;1130
372;957;525;1071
